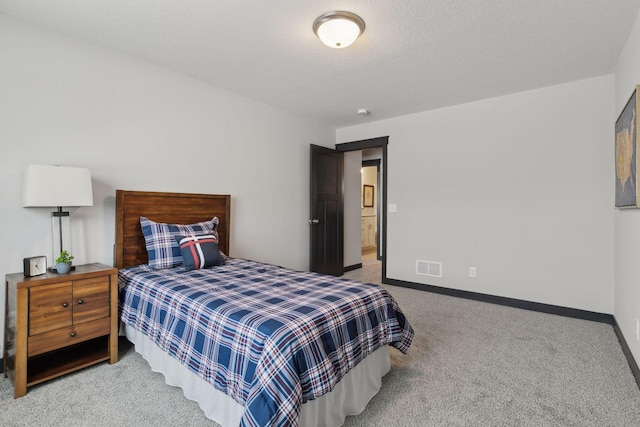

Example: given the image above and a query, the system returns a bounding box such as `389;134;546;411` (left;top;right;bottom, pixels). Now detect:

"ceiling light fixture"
313;11;365;49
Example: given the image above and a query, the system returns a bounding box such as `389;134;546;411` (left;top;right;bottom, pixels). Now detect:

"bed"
115;190;413;427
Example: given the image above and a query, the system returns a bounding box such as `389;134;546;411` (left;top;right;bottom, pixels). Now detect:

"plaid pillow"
176;234;224;271
140;216;219;269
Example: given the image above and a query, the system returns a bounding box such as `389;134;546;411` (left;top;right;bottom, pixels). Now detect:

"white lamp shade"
22;164;94;207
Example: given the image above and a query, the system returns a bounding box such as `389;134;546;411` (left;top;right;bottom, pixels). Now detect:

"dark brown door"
310;144;343;276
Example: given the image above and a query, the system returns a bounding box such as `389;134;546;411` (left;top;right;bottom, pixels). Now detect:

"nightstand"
4;263;118;398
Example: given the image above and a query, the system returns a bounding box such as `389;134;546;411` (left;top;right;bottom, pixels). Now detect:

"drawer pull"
77;299;84;305
62;302;69;308
69;331;77;337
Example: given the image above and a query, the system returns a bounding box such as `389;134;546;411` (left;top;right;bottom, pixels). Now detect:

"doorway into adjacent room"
310;137;387;281
335;137;387;281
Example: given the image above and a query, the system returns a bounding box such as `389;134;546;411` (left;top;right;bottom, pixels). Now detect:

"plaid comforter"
119;258;413;427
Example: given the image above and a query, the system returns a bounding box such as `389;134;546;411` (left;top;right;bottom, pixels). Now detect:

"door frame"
335;136;389;282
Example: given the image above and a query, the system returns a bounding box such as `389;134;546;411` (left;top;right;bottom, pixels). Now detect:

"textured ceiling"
1;0;639;127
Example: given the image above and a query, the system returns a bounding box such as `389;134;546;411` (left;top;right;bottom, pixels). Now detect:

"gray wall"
344;150;363;267
614;8;640;373
337;75;615;315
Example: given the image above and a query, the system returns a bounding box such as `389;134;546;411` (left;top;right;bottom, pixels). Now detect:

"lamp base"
51;207;73;270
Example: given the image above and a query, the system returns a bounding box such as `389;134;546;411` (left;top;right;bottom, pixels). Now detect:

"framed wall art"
615;85;640;208
363;184;374;208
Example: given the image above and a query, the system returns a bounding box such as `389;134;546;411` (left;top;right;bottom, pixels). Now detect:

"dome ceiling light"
313;11;365;49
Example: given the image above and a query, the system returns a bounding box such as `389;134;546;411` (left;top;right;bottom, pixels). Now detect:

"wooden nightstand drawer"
73;277;110;324
28;317;111;357
29;282;73;336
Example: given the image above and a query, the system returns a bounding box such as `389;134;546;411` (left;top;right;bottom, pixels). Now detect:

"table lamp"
22;164;94;270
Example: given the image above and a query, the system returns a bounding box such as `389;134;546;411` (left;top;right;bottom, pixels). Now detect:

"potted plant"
55;250;74;274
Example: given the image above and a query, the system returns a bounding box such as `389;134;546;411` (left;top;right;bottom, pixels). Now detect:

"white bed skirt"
125;325;391;427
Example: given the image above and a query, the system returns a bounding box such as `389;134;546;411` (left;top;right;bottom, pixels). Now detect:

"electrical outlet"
469;267;476;278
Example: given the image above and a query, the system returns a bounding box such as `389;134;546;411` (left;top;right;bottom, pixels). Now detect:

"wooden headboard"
115;190;231;269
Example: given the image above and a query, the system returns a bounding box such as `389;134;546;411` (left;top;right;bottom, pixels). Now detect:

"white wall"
344;150;362;267
338;75;615;314
614;8;640;369
0;14;334;353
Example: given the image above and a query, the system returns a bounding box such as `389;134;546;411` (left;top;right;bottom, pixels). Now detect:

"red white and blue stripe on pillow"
176;234;224;270
118;258;414;427
140;216;219;269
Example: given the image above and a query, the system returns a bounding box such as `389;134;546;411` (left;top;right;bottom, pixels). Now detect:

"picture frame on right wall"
615;84;640;208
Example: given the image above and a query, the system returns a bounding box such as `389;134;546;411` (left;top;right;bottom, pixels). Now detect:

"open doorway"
336;137;388;282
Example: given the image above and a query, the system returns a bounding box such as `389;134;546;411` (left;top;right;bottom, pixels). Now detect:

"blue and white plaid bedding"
119;258;414;427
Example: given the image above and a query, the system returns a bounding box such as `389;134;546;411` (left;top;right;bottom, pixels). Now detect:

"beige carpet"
342;262;640;426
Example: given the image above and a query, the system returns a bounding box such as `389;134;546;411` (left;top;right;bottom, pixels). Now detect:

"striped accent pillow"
140;216;219;269
176;234;224;271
